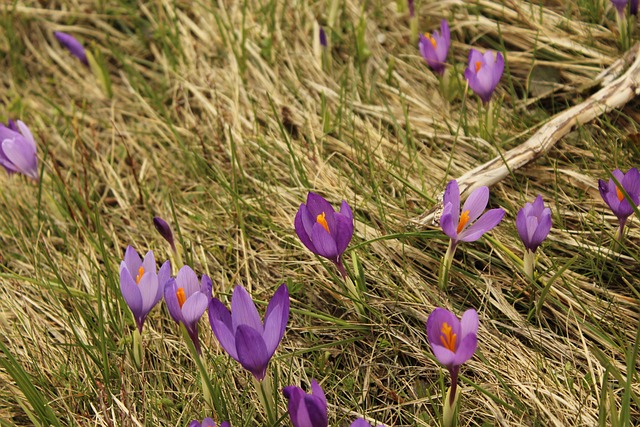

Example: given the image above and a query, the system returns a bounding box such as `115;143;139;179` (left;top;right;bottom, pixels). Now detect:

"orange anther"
457;210;470;234
316;212;330;233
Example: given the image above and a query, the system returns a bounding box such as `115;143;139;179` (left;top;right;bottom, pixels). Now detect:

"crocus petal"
120;266;142;317
295;207;317;253
2;138;38;179
136;271;159;312
340;200;353;220
16;121;37;152
124;246;141;274
460;186;489;224
231;285;263;332
623;168;640;202
263;284;289;354
529;210;552;250
458;208;505;242
283;386;306;422
442;180;461;225
304;394;329;427
460;309;479;337
236;325;269;380
311;222;338;260
440;203;458;240
181;292;209;325
156;260;171;303
219;422;231;427
200;275;213;301
141;251;156;278
164;279;184;324
201;418;216;427
188;421;202;427
176;265;200;297
310;379;327;408
426;308;459;350
208;298;239;360
306;192;337;219
431;344;456;367
333;212;354;255
351;419;373;427
54;31;88;64
453;333;478;366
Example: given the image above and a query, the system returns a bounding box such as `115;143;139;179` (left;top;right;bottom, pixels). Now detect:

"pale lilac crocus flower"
54;31;88;65
464;49;504;103
0;120;39;180
598;168;640;240
283;379;328;427
119;246;171;333
208;284;289;381
188;418;230;427
426;308;478;425
516;195;552;277
164;265;212;355
419;20;450;75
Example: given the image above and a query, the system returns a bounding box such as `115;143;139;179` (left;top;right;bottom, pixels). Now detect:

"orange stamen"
439;322;457;352
616;186;625;202
427;34;437;48
457;210;470;234
135;266;145;284
176;288;186;308
316;212;330;233
475;61;482;72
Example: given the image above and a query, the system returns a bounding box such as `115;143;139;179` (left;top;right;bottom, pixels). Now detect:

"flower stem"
443;367;461;427
439;240;457;290
253;375;277;425
132;328;143;369
523;249;535;280
616;219;627;243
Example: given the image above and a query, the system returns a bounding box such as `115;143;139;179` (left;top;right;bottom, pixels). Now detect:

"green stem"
523;249;535;280
253;375;276;425
132;328;142;369
439;240;457;290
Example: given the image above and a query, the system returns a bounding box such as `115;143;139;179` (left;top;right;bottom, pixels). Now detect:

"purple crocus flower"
350;418;384;427
419;20;450;75
610;0;629;15
598;168;640;237
119;246;171;333
208;284;289;381
294;192;354;277
516;195;552;253
153;216;176;253
440;180;505;247
54;31;88;65
164;265;212;355
631;0;638;15
0;120;39;180
188;418;230;427
464;49;504;103
319;26;327;48
282;379;328;427
426;308;478;405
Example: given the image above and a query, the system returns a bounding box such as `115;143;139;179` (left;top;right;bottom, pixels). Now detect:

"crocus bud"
153;216;176;253
54;31;88;65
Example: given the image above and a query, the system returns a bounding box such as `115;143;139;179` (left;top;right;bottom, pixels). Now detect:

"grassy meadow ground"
1;0;640;426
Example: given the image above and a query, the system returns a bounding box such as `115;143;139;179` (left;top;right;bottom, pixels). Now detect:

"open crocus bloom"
283;379;328;427
516;195;552;253
208;284;289;380
464;49;504;103
426;308;478;372
598;168;640;222
119;246;171;333
294;192;354;275
164;265;212;355
419;20;450;75
0;120;39;180
440;180;505;247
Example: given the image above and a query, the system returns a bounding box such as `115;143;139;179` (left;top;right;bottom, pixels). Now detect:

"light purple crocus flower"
153;216;176;253
208;284;289;381
419;20;450;75
294;192;354;277
350;418;384;427
464;49;504;103
440;180;505;247
54;31;88;65
188;418;230;427
119;246;171;333
164;265;212;355
598;168;640;237
283;379;328;427
426;308;478;405
0;120;39;180
610;0;629;15
516;195;552;253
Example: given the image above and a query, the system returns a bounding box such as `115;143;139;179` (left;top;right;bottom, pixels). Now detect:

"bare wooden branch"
413;44;640;228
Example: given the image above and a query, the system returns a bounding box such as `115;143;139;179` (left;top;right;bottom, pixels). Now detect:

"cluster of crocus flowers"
439;180;505;287
426;308;478;427
598;168;640;241
164;265;212;355
0;120;39;180
208;284;289;381
283;379;328;427
294;192;354;278
54;31;88;65
516;195;552;278
188;418;230;427
418;20;450;75
464;49;504;104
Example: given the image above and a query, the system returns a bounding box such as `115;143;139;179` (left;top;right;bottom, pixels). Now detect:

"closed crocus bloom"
350;418;384;427
516;195;552;253
0;120;39;180
440;180;505;246
119;246;171;333
153;216;176;253
419;20;450;75
283;379;328;427
208;284;289;381
598;168;640;239
54;31;88;65
188;418;230;427
464;49;504;103
294;192;354;277
164;265;212;355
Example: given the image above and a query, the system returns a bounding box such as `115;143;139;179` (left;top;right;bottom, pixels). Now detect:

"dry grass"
1;0;639;426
